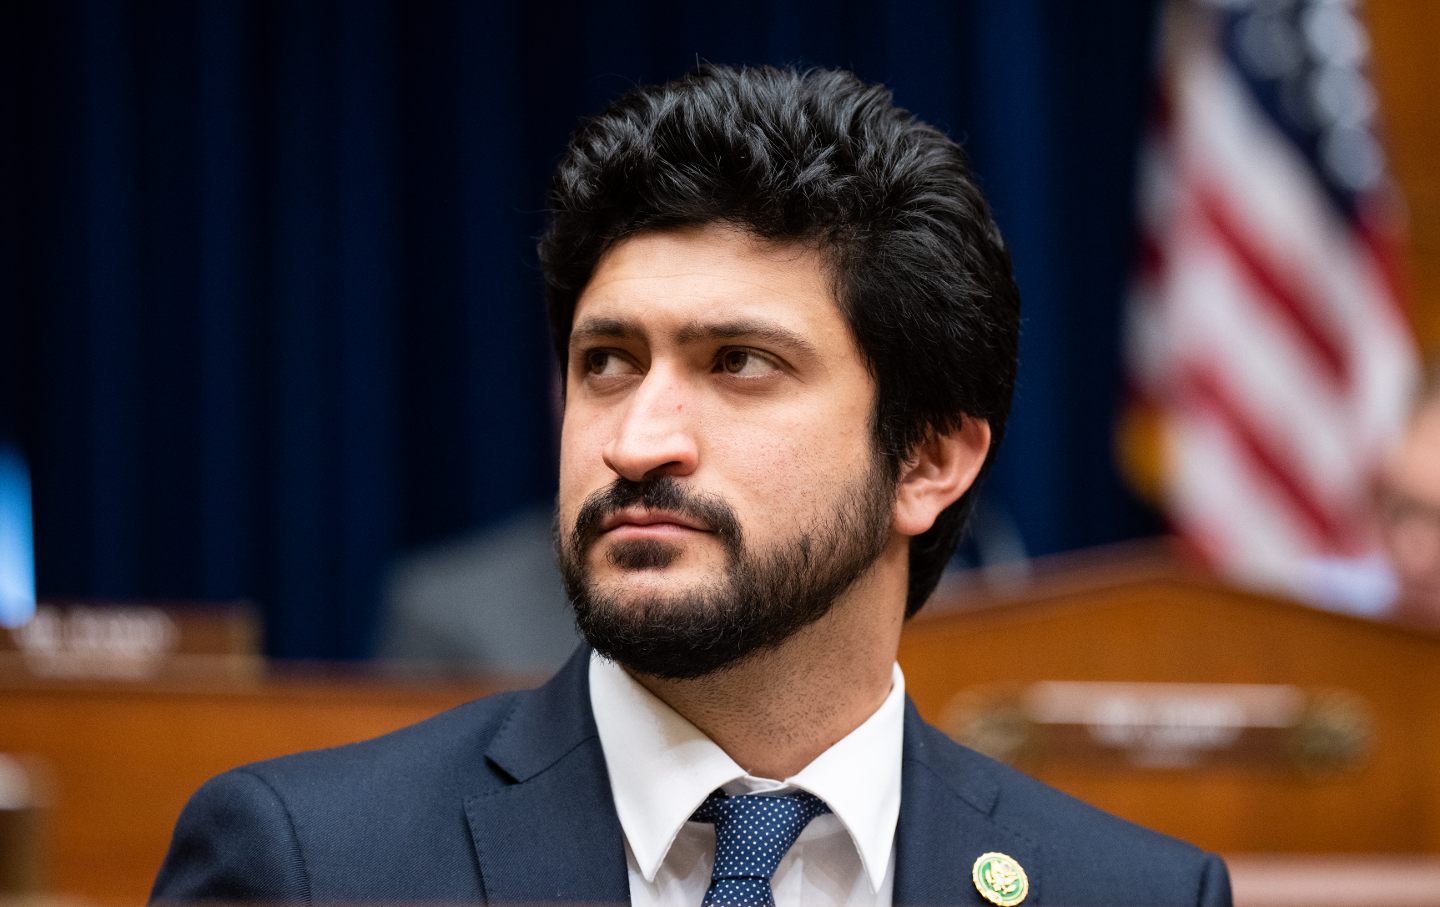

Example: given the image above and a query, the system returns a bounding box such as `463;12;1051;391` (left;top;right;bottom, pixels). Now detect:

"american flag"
1126;0;1419;594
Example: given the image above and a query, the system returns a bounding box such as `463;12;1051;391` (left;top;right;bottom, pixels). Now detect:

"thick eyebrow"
569;317;638;347
570;316;819;360
674;319;819;358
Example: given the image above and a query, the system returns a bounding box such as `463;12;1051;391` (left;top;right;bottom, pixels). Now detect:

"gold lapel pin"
972;851;1029;906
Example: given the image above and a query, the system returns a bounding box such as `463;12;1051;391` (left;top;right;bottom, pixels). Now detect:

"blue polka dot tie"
691;789;831;907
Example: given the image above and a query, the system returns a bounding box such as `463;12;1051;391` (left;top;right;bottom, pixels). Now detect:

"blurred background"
1;0;1437;657
7;2;1440;902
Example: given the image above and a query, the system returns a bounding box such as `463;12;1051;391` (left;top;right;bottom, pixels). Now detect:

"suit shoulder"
909;719;1231;905
153;688;531;902
152;767;311;901
232;687;525;799
912;718;1201;852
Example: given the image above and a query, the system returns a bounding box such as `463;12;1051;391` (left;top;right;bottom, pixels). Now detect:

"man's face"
1379;398;1440;619
555;225;896;679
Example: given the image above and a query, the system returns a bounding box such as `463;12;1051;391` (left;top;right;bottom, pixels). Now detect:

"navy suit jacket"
152;649;1231;905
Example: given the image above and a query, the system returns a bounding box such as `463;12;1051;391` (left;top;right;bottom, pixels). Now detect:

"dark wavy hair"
538;65;1020;616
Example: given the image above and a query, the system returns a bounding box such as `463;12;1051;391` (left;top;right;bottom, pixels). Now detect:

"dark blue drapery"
5;0;1162;658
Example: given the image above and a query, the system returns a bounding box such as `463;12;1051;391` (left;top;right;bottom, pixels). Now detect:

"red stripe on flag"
1181;364;1346;550
1175;515;1234;577
1354;207;1409;325
1195;187;1350;387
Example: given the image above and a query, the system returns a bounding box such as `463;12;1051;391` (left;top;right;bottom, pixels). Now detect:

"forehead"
571;226;852;347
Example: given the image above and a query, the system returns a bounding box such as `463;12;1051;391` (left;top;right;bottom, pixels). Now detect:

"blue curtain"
6;0;1161;659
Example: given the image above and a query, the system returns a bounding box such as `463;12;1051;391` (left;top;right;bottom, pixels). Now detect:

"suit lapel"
464;649;630;906
463;659;1045;906
894;701;1043;906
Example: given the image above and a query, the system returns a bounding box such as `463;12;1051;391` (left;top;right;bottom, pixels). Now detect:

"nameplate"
943;681;1373;775
0;602;259;682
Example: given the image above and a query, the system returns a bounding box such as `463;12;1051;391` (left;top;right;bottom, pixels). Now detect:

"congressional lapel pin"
972;851;1029;906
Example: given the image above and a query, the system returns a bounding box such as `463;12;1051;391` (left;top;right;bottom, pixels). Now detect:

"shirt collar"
589;651;905;892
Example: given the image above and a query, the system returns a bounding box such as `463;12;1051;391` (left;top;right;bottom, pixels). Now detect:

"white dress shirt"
589;651;904;907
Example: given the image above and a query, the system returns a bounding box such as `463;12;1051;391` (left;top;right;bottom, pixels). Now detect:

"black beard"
555;464;893;680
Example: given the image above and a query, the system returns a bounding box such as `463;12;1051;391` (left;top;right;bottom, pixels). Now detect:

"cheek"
756;400;873;471
702;407;872;517
557;415;604;519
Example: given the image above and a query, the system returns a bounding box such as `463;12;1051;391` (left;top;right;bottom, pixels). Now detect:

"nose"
601;368;700;482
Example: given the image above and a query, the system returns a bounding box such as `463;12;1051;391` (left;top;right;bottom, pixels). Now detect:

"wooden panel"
902;556;1440;855
0;671;508;904
11;562;1440;900
1366;0;1440;357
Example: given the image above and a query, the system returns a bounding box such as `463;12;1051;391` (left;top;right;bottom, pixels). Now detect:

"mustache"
569;477;743;554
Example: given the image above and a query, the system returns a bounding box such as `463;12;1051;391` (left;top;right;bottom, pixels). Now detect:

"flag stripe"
1167;207;1361;491
1196;185;1350;387
1182;363;1349;550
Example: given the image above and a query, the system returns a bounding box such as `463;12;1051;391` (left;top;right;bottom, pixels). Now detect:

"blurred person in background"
1376;365;1440;626
379;507;577;675
1302;365;1440;625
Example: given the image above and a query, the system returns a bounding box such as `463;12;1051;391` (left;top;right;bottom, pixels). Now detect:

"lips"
567;477;742;558
599;507;710;534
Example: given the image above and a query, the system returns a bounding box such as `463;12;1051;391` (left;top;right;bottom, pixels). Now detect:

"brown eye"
585;350;612;374
716;348;780;378
720;349;751;374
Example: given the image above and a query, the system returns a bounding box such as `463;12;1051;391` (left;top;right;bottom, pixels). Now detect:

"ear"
893;418;991;538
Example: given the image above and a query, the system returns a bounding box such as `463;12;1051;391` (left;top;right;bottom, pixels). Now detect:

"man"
1377;366;1440;625
1301;366;1440;625
153;65;1231;906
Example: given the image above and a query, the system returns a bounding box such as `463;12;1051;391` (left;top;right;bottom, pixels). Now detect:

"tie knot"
692;790;831;892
